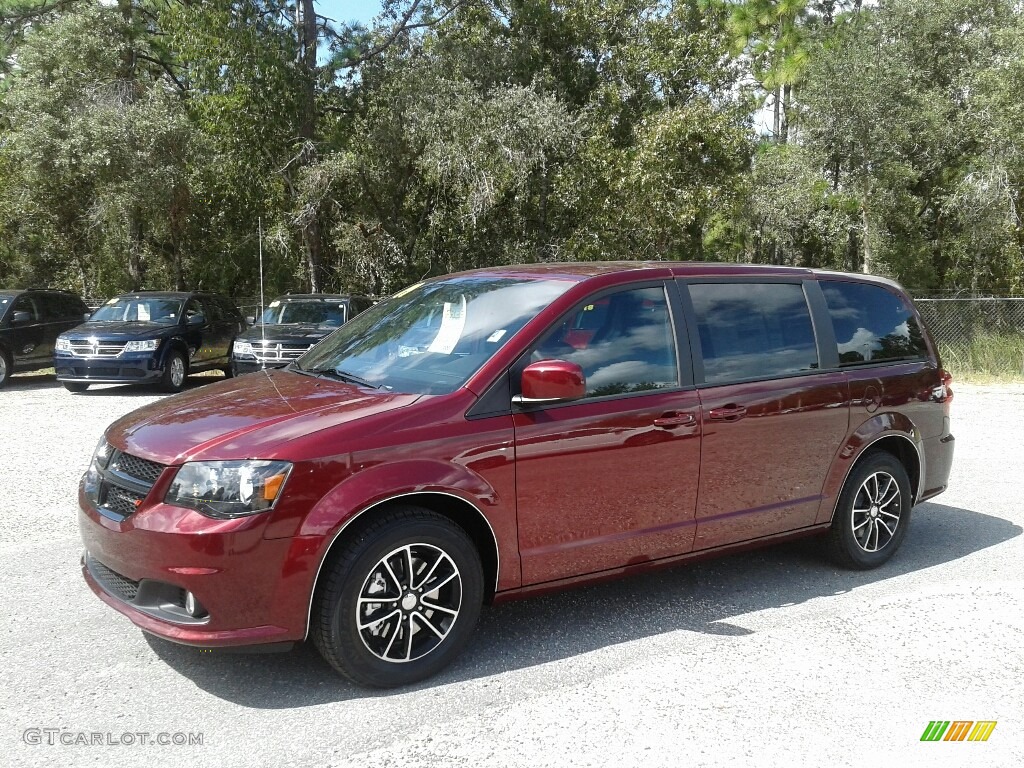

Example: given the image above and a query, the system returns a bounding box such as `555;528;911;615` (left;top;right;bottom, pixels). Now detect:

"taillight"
938;369;953;409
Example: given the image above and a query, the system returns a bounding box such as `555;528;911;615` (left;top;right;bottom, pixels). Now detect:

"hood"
237;323;337;344
106;369;422;464
64;321;176;340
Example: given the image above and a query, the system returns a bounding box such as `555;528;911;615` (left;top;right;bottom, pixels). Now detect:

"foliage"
2;0;1024;300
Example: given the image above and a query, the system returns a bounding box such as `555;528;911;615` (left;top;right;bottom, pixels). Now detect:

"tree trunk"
772;86;782;143
297;0;324;292
128;212;145;289
860;205;872;274
780;84;791;144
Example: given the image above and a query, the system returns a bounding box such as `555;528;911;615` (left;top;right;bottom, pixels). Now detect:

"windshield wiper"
307;367;383;389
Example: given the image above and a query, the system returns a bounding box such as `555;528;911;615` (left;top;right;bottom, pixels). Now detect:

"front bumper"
78;483;318;647
55;352;162;384
231;357;289;376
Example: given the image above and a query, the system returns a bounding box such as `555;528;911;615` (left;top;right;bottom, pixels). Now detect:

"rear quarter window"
821;281;928;366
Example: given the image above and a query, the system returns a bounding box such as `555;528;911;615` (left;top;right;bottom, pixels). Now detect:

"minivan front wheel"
0;348;11;388
312;506;484;688
827;452;912;570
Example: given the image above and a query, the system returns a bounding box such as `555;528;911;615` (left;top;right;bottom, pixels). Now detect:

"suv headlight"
56;337;72;352
233;340;254;357
165;460;292;518
124;339;159;352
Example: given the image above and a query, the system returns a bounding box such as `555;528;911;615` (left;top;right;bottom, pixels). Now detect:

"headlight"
56;337;72;352
124;339;159;352
83;436;112;503
165;460;292;518
233;340;254;357
92;436;113;469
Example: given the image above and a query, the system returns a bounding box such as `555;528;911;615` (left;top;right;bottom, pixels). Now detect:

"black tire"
62;382;89;393
312;506;484;688
160;349;188;393
221;365;234;379
0;348;11;388
826;451;913;570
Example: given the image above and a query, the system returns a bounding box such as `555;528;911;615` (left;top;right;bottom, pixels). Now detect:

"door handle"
708;405;747;421
653;412;696;428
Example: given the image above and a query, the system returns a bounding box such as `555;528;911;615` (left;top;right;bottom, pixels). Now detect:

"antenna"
258;217;266;370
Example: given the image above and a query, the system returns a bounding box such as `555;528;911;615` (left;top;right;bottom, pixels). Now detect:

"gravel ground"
1;373;1022;768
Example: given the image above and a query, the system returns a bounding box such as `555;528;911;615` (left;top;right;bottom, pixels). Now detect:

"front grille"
252;341;313;362
68;341;126;358
74;366;120;377
98;451;165;520
88;557;140;602
111;451;165;485
103;485;146;517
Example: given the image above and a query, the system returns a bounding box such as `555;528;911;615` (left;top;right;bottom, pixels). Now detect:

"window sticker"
427;296;467;355
487;329;507;343
137;303;151;321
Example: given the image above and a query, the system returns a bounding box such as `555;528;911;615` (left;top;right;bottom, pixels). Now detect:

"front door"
514;284;702;585
9;295;45;366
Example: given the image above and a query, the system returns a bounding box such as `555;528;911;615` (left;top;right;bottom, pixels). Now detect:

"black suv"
54;291;246;393
0;289;90;388
231;294;372;375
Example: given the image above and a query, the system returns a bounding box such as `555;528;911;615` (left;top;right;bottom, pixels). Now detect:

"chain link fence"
914;297;1024;346
914;297;1024;378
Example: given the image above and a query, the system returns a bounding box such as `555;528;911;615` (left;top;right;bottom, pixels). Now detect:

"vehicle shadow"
72;375;226;397
144;501;1021;707
4;371;225;395
5;372;63;389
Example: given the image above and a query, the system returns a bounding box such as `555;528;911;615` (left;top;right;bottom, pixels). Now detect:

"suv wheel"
161;349;188;393
312;506;484;688
0;348;11;388
826;451;912;570
63;382;89;393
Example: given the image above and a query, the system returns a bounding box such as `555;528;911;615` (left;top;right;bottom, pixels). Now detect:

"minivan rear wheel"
312;506;484;688
827;452;912;570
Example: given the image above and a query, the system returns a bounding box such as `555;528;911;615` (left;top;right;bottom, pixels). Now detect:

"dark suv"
0;288;90;388
54;291;246;393
231;294;372;376
78;264;954;687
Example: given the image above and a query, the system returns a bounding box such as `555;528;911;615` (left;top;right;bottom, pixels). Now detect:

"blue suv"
54;292;246;393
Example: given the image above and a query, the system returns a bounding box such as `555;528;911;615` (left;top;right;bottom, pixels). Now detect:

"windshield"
296;276;574;394
259;300;347;326
90;297;183;324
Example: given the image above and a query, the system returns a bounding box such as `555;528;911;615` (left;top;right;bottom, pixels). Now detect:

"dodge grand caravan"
78;263;954;687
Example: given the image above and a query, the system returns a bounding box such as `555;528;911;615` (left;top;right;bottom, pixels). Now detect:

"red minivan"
79;263;955;686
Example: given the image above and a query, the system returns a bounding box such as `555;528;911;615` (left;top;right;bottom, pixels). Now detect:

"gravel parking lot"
1;373;1022;768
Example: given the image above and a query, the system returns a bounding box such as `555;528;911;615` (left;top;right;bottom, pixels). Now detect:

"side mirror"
83;312;92;322
187;313;205;326
513;360;586;406
11;311;31;324
245;315;255;325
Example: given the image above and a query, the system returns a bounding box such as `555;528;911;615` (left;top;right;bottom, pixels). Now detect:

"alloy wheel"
170;356;185;387
851;471;902;553
355;543;463;663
